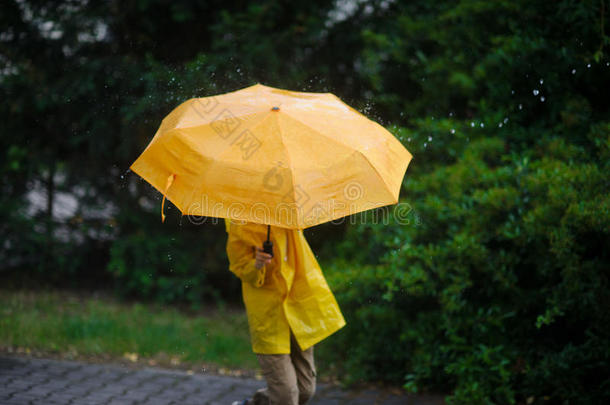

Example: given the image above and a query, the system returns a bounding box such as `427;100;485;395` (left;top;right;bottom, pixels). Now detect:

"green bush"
107;209;237;308
323;120;610;404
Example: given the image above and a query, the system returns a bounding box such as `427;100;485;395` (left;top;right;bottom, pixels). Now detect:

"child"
225;218;346;405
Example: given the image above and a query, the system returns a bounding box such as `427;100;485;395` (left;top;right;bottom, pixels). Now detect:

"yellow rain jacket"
225;218;346;354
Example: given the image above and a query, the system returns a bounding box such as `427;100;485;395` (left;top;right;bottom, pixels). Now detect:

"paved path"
0;355;444;405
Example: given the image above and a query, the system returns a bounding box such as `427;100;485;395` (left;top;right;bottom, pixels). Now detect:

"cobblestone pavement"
0;355;445;405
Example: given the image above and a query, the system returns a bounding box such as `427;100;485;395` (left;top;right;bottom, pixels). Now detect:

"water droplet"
587;63;591;68
518;104;523;110
498;123;503;128
480;123;484;128
450;129;455;134
540;96;545;102
572;69;576;74
533;89;539;96
470;122;475;127
427;136;432;141
511;90;515;95
503;117;509;124
539;79;544;84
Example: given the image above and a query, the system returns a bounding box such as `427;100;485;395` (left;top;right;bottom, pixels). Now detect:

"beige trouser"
250;331;316;405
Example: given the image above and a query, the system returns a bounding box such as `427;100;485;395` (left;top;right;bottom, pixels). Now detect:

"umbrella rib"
175;109;267;131
354;148;398;204
274;113;298;207
281;109;384;151
281;112;397;202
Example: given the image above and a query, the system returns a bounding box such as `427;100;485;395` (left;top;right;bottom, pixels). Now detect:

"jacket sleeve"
225;219;266;287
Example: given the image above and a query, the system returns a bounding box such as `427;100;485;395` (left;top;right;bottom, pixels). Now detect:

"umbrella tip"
271;106;280;111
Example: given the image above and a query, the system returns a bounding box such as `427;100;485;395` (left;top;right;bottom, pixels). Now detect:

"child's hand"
255;247;273;269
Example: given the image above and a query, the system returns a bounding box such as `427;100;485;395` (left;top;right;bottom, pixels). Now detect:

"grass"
0;288;258;375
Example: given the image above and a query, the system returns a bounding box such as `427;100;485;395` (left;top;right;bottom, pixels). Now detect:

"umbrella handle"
263;240;273;257
263;224;273;257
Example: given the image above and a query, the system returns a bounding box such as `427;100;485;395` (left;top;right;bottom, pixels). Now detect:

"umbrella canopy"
130;83;412;229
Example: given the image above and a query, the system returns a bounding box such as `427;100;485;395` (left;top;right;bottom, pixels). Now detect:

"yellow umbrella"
130;83;412;230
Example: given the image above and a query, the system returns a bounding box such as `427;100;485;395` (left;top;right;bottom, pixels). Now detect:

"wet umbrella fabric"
129;83;413;229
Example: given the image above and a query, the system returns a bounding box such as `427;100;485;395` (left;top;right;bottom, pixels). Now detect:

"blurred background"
1;0;609;404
